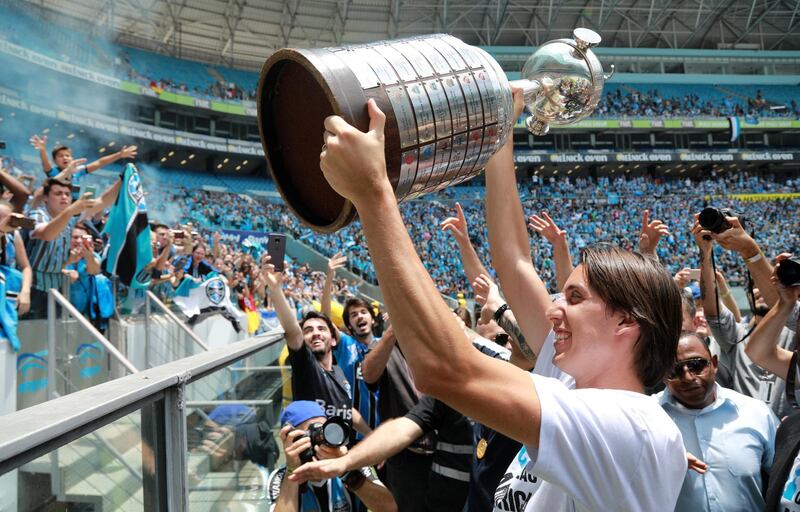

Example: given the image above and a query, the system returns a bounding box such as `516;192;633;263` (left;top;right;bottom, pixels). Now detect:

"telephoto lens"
776;257;800;287
698;207;733;234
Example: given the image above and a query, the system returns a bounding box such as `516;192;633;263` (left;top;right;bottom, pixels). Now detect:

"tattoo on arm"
497;311;537;363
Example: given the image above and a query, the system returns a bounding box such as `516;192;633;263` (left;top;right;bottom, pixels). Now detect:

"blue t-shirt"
334;333;380;434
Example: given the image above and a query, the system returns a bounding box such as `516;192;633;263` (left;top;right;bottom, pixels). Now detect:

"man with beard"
264;259;370;434
658;332;777;511
693;214;797;416
322;254;382;435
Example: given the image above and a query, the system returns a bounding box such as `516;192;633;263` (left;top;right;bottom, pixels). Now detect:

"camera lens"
777;258;800;287
698;207;724;233
321;417;351;447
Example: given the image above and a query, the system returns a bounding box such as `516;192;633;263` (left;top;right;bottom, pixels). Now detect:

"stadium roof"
26;0;800;71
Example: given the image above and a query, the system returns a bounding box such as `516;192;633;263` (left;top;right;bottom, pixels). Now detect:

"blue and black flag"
102;163;152;289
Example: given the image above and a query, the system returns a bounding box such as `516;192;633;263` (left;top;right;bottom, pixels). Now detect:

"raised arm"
85;145;138;173
712;216;778;307
0;167;31;213
82;180;121;218
29;134;52;175
473;273;536;368
744;255;800;378
715;269;742;322
318;97;542;447
440;202;490;285
322;252;347;319
637;209;669;262
484;95;553;354
693;216;719;318
360;324;395;384
32;194;96;241
528;211;573;292
263;260;303;350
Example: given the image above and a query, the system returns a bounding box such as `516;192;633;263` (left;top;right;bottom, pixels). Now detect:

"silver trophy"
513;28;615;135
258;27;613;231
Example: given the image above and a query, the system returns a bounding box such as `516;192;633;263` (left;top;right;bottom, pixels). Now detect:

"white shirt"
493;332;686;511
658;384;777;512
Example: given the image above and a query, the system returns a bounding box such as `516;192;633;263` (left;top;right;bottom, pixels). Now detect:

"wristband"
493;303;509;323
744;252;763;265
341;470;366;491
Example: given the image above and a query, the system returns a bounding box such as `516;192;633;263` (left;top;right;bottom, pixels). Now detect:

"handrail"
0;330;284;475
49;289;140;375
146;291;210;352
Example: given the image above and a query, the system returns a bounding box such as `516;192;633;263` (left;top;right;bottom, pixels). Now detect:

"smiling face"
546;264;638;386
346;305;374;338
665;334;717;409
301;317;334;357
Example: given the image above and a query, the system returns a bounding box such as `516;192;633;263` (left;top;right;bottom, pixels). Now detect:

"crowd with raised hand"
151;172;799;300
256;89;800;512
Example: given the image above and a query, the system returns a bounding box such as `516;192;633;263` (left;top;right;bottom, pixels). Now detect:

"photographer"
693;214;797;416
268;401;396;512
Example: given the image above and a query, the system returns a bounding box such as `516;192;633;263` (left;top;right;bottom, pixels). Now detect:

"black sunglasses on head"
667;357;710;380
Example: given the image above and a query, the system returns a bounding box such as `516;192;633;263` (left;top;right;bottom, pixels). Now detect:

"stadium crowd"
0;124;796;512
595;87;800;118
157;172;799;297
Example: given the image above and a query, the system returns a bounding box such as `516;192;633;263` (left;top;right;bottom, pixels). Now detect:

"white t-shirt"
493;331;687;511
781;454;800;511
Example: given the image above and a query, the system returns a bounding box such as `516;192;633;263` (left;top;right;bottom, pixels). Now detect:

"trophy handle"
604;64;616;81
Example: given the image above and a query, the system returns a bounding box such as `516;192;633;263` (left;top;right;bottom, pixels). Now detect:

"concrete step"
63;459;143;511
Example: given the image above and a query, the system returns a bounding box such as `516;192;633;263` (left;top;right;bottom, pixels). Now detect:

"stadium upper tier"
2;3;799;119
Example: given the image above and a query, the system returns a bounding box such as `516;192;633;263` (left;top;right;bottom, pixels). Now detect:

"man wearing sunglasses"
658;332;778;511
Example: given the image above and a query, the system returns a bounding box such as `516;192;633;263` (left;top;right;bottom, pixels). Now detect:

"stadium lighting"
243;160;249;165
160;157;167;163
188;154;195;160
633;164;640;169
168;151;175;157
108;141;116;147
567;169;573;175
67;133;75;139
99;147;106;153
217;164;223;169
180;160;187;165
223;157;230;163
236;165;242;171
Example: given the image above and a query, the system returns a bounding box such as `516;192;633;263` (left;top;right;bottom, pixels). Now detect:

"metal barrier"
0;330;285;511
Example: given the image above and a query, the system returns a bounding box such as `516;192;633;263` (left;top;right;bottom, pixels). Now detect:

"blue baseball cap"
279;401;326;427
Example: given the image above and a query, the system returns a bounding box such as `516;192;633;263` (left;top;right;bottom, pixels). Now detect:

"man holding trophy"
260;30;687;511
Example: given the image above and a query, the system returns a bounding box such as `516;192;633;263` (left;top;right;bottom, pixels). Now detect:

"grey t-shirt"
708;304;797;417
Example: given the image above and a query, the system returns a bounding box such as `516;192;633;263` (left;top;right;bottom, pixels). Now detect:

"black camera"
298;416;351;464
698;207;737;234
777;257;800;288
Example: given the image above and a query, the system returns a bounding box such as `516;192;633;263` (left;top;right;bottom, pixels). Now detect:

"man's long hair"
581;245;682;387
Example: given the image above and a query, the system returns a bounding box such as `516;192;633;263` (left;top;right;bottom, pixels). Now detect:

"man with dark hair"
658;331;777;511
25;178;112;316
307;88;686;510
263;260;370;434
321;253;383;435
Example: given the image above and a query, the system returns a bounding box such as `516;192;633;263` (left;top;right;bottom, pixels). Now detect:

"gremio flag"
103;163;152;288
